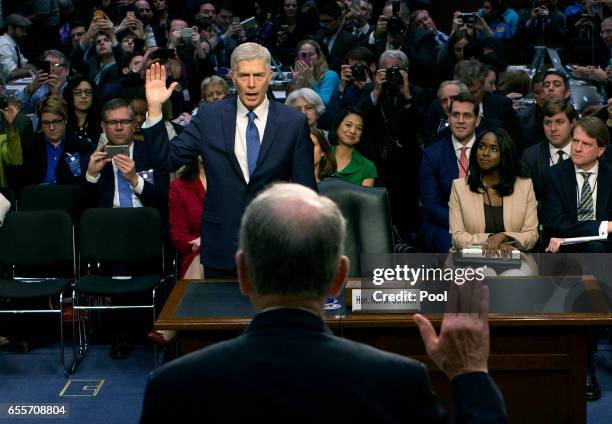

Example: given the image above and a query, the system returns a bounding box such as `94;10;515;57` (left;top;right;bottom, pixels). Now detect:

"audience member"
420;93;481;252
435;30;471;85
449;127;538;255
316;1;358;73
285;88;326;131
63;76;101;150
424;79;469;146
329;107;376;186
291;39;340;106
273;0;312;66
22;50;70;114
0;98;22;188
140;182;507;423
21;96;91;187
478;0;520;40
311;127;336;182
522;99;576;204
0;15;32;82
484;66;497;93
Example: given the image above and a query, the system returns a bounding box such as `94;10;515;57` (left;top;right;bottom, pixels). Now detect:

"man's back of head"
237;183;347;308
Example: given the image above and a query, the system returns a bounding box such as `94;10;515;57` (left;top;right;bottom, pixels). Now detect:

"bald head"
239;184;346;298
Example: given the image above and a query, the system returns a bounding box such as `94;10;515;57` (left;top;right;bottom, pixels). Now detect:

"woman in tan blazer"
449;128;539;256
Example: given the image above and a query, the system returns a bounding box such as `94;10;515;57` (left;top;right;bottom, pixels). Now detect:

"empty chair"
72;207;165;371
19;184;85;222
0;210;76;376
318;179;394;276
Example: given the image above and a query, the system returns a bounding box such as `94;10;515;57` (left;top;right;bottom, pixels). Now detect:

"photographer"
357;50;426;240
517;0;565;46
22;50;70;114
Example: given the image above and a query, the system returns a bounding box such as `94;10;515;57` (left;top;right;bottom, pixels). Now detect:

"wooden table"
156;279;612;424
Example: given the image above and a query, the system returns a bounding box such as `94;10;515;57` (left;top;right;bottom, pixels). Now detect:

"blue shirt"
44;139;64;184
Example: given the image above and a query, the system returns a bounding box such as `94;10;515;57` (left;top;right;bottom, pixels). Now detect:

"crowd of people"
0;0;612;400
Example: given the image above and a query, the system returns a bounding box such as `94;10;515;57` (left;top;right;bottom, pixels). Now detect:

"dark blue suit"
541;159;612;248
84;141;169;213
141;308;507;423
419;135;459;252
143;97;316;269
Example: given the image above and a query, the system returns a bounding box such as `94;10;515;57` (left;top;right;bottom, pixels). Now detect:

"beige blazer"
449;177;539;251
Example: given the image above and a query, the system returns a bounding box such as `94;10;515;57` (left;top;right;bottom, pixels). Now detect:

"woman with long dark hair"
62;76;101;150
449;128;538;258
311;128;336;182
328;107;376;186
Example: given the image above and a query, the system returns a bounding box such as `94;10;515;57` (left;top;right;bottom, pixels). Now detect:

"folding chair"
0;210;76;376
72;207;165;372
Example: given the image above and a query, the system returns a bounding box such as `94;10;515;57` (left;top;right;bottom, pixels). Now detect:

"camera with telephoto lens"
385;65;403;86
350;63;367;82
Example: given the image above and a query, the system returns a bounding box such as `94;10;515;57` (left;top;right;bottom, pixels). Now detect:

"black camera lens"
350;63;367;82
385;65;403;86
388;16;405;37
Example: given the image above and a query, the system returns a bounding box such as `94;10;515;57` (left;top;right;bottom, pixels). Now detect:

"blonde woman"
290;39;340;106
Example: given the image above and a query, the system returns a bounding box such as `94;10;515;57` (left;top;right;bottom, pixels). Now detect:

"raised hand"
0;98;20;131
146;62;178;119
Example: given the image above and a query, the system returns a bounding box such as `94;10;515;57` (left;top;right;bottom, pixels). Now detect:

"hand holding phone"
298;51;312;66
105;145;130;158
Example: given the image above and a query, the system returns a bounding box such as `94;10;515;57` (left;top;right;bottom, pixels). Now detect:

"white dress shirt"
452;134;476;174
0;33;27;82
574;162;608;236
548;142;571;165
235;97;269;183
86;143;145;207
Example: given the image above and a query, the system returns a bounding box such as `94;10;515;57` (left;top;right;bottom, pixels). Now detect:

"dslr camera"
385;65;403;86
350;63;367;82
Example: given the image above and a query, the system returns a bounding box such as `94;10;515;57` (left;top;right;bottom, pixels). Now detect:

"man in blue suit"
143;43;316;277
140;183;507;423
419;93;480;252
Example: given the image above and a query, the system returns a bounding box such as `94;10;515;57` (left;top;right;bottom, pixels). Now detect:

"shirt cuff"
86;172;100;183
134;175;145;195
370;91;379;105
598;221;608;237
141;112;163;129
368;32;376;45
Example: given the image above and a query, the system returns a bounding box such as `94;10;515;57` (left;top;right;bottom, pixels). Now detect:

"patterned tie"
117;169;133;208
577;172;594;221
458;146;468;178
246;111;260;176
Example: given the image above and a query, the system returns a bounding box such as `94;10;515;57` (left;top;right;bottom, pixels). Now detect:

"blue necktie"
117;169;133;207
246;111;260;176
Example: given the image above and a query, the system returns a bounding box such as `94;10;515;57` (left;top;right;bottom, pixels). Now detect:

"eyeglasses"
50;63;67;68
41;119;65;127
104;119;134;127
73;89;93;97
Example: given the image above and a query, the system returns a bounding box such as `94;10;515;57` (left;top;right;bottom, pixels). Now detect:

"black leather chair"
0;210;76;376
318;179;394;276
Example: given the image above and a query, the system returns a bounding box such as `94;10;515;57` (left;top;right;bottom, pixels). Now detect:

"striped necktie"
577;172;594;221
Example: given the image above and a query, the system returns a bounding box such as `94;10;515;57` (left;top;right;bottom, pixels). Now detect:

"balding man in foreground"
140;184;507;423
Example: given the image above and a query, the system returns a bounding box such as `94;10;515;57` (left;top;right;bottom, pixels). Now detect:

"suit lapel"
503;186;514;232
596;160;611;219
221;99;245;183
538;142;549;172
253;100;279;177
561;160;578;219
445;137;459;180
471;189;486;233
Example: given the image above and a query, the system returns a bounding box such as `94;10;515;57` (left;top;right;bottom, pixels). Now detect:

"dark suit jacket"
140;308;506;424
318;29;358;73
419;134;458;252
21;133;92;187
143;97;317;269
84;141;169;214
521;140;566;206
541;159;612;240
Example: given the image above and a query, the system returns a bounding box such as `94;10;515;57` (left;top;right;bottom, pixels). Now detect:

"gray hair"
100;98;135;121
230;42;271;72
437;80;469;99
285;88;326;117
43;49;69;67
239;183;346;298
454;60;487;86
200;75;229;94
378;49;409;70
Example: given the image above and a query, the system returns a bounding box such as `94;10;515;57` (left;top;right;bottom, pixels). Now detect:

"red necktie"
459;146;468;178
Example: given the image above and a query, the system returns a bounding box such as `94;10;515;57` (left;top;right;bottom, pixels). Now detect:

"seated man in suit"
420;92;480;252
143;43;316;278
522;99;576;205
85;98;169;213
140;183;507;423
424;79;468;147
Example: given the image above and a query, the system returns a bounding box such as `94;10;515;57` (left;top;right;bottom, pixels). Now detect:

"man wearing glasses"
85;98;169;212
21;50;70;114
